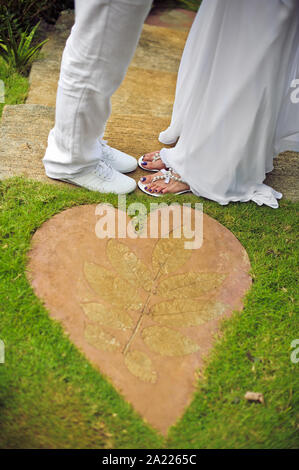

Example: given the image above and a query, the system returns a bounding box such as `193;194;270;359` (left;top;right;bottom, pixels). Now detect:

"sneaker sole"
48;175;136;194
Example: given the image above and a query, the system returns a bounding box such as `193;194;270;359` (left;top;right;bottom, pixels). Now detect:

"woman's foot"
140;151;166;171
139;170;190;194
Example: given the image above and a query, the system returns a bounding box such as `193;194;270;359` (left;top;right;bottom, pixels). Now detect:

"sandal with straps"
137;168;190;197
138;151;163;172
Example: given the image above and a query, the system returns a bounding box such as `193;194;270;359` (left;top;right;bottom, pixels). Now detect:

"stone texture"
27;205;252;434
264;151;299;202
112;67;177;118
104;114;171;183
26;19;186;108
26;10;75;107
0;104;57;183
131;25;188;74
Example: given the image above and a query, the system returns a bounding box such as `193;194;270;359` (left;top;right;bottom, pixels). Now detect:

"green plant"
0;16;48;74
0;57;29;118
153;0;201;12
179;0;201;11
0;1;74;28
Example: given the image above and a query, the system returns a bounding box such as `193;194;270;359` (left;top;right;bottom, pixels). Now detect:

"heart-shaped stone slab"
27;204;251;434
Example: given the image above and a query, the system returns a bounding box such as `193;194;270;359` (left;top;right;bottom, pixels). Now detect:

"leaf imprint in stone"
152;236;192;277
81;303;133;330
106;239;153;292
84;262;142;310
150;299;228;327
84;324;121;352
142;326;200;357
124;350;157;384
157;272;226;299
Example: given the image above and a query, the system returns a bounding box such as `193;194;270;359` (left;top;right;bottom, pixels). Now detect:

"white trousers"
43;0;152;178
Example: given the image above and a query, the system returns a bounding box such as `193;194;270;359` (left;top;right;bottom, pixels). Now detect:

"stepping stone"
104;113;171;184
27;20;187;108
0;104;168;186
26;11;75;107
112;67;177;118
131;25;187;74
0;104;56;183
27;204;252;434
264;151;299;202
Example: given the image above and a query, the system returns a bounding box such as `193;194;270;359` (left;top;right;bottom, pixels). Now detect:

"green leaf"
0;17;47;73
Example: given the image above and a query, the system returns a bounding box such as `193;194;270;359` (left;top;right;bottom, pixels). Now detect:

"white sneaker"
51;160;136;194
100;140;137;173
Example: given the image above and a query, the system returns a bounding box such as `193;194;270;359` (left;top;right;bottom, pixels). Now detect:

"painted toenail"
140;177;146;181
145;186;148;189
142;162;147;165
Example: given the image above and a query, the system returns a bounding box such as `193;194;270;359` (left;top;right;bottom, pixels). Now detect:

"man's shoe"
50;160;136;194
100;140;137;173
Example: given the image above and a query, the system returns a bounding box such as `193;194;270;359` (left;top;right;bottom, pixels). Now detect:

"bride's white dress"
159;0;299;208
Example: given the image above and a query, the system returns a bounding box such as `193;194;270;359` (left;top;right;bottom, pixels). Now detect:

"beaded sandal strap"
152;152;161;162
152;168;186;184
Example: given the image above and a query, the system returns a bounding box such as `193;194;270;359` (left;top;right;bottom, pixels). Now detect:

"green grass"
0;177;298;448
0;58;29;118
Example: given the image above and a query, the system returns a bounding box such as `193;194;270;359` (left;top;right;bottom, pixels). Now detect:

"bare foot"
141;151;166;171
139;170;190;194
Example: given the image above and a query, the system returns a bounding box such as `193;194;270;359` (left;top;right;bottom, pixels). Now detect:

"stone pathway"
0;8;297;200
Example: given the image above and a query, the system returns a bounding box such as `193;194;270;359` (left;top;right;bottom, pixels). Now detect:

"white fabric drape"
159;0;299;208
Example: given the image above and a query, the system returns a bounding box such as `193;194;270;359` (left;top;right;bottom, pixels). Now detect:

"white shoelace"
101;140;116;162
94;159;114;181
